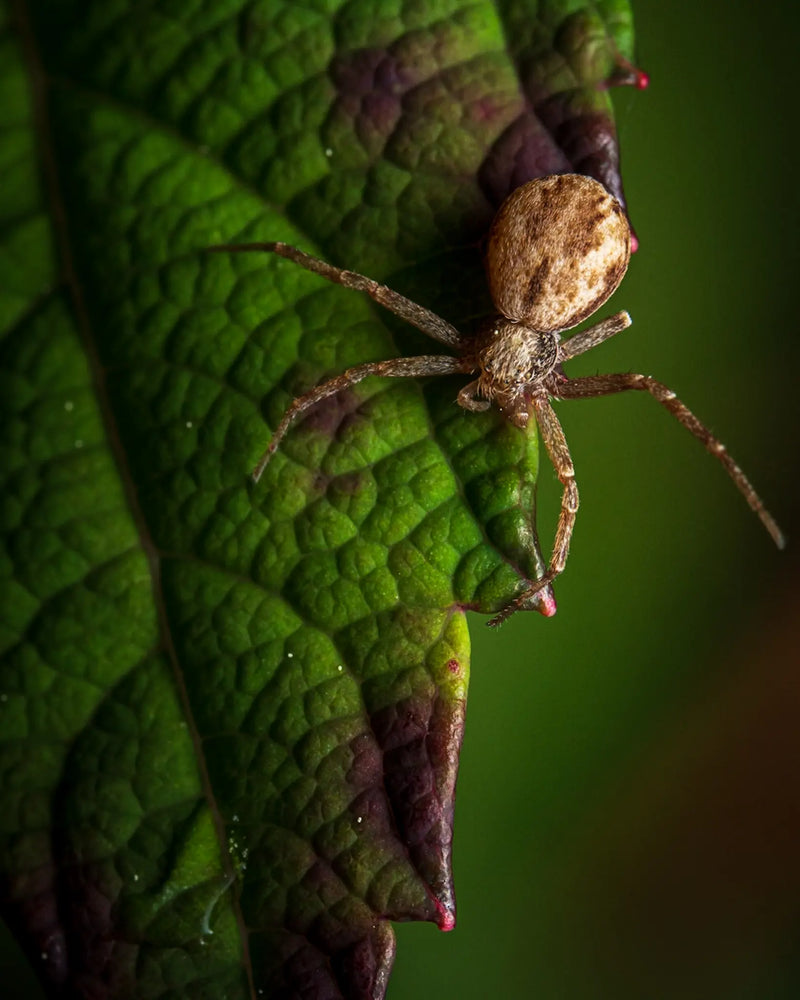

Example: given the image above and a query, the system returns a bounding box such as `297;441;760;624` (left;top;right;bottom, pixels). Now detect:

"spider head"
475;318;559;425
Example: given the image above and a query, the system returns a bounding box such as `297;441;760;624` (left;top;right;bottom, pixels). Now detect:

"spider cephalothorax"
209;174;783;625
459;320;560;429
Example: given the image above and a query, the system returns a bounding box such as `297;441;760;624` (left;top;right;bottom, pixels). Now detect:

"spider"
209;174;784;626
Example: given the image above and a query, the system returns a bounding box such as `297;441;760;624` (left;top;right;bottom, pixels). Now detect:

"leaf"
0;1;639;997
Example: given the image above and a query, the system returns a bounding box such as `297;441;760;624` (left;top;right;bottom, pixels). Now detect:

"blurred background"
392;0;800;997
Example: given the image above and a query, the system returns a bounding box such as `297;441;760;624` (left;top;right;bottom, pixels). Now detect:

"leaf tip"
431;895;456;932
538;588;558;618
606;59;650;91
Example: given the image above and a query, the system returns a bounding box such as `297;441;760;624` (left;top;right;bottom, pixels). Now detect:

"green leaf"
0;1;637;996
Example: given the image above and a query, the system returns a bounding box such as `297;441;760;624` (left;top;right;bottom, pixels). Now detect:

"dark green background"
3;1;799;998
390;0;800;998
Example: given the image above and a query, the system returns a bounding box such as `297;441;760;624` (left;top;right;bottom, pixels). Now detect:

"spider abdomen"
486;174;631;334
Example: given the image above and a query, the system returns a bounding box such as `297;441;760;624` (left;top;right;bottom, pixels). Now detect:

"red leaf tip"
435;899;456;932
605;61;650;91
538;589;558;618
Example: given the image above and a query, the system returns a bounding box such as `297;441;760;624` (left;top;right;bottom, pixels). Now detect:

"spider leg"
559;311;631;361
554;373;785;548
253;354;468;481
488;396;577;626
208;241;467;350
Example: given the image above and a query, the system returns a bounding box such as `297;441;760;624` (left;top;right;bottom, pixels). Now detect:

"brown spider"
209;174;784;626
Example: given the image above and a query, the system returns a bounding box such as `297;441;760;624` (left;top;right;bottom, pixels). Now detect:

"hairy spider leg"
207;242;475;478
207;242;467;349
488;397;578;626
554;373;785;549
559;311;632;361
252;355;467;481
